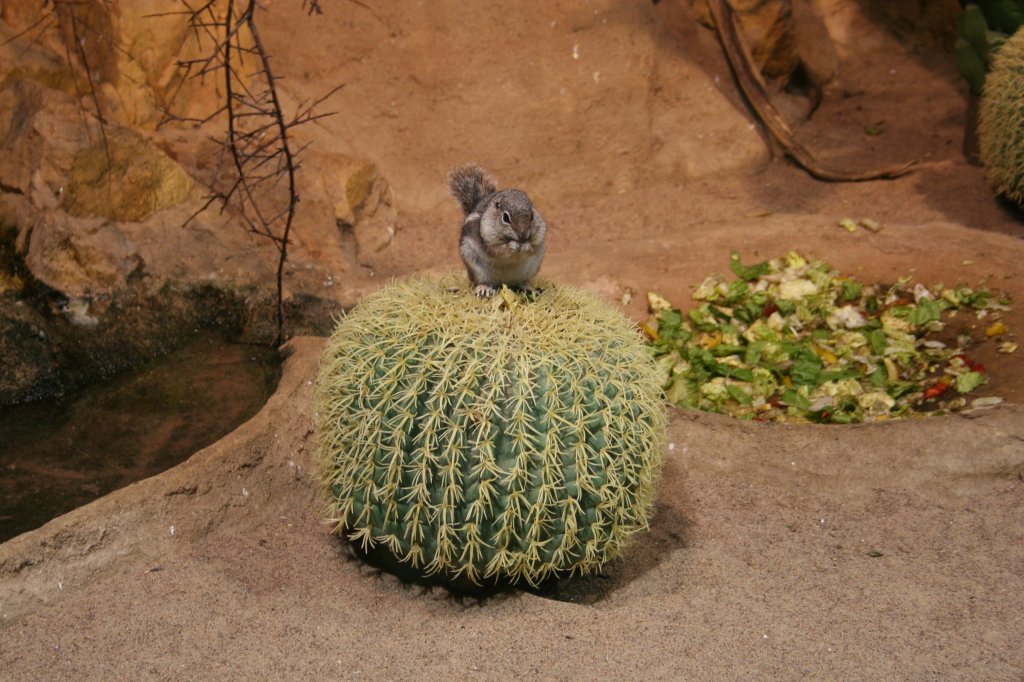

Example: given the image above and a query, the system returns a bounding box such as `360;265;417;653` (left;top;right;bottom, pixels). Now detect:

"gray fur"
447;164;497;215
447;164;547;297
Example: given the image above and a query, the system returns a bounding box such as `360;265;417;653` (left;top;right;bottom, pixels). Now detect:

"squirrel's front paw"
473;284;498;298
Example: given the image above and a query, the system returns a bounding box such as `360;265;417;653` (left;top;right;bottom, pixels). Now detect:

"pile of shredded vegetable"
644;252;1014;423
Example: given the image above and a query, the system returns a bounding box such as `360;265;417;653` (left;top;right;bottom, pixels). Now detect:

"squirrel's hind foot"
514;285;544;299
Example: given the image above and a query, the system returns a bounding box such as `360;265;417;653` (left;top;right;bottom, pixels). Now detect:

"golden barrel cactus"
980;26;1024;205
314;278;666;589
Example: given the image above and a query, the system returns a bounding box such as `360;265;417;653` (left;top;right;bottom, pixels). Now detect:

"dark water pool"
0;332;280;542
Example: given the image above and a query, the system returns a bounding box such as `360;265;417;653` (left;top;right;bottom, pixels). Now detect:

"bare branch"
162;0;343;346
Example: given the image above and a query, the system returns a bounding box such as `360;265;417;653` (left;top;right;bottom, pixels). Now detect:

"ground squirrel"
447;164;547;297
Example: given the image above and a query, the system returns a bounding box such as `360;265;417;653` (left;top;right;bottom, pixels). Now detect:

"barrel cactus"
315;277;666;589
980;25;1024;205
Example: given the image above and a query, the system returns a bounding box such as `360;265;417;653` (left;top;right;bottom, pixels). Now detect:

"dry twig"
171;0;341;346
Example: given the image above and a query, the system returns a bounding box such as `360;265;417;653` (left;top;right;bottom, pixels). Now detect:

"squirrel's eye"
501;211;511;225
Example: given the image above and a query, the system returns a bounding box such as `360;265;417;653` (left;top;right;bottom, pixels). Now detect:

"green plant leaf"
958;5;991;45
782;389;811;410
867;329;887;355
892;298;943;327
840;280;863;302
729;251;771;281
978;0;1024;33
955;370;985;393
790;349;823;387
726;384;753;405
955;38;988;94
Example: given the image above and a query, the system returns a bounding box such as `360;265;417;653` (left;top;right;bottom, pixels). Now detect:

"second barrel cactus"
980;25;1024;205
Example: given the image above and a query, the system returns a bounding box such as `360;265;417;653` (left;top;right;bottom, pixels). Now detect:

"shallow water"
0;332;280;542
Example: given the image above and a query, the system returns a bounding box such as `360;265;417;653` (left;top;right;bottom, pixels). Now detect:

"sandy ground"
1;338;1022;679
2;1;1024;679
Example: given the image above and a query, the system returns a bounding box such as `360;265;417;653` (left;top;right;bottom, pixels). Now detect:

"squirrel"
446;164;547;297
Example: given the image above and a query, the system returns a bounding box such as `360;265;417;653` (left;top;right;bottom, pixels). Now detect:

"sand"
1;338;1022;679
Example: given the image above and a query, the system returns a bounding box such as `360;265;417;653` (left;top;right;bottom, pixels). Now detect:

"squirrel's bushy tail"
447;163;497;215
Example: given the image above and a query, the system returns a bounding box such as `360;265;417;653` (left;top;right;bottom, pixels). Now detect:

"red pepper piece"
953;354;986;374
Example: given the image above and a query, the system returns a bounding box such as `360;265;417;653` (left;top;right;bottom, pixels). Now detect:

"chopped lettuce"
646;252;1011;424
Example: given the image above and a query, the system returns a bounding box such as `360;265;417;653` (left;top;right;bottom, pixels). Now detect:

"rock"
297;152;398;265
103;0;201;125
0;283;260;406
0;77;193;225
0;224;23;296
0;72;281;302
0;18;80;99
18;209;142;297
0;77;193;296
334;159;379;227
0;0;227;128
0;79;87;196
0;272;22;296
62;127;193;223
0;313;58;405
0;5;373;406
346;168;398;257
329;156;397;256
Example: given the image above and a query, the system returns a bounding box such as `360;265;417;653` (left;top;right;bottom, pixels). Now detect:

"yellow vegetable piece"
813;346;838;365
860;218;883;233
498;287;520;309
986;321;1008;337
647;291;672;313
883;357;900;382
696;332;722;350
